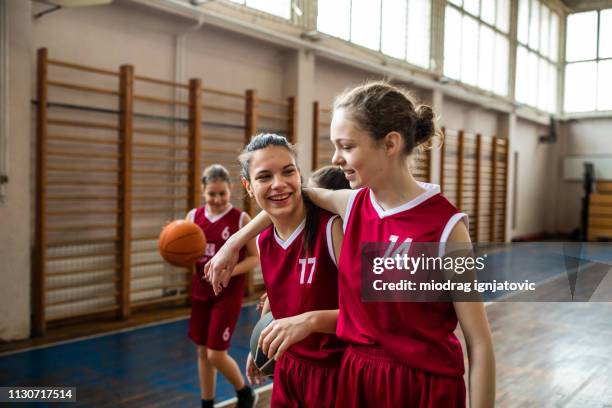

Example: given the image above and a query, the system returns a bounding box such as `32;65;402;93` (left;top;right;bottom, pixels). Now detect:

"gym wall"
442;97;499;137
0;0;573;341
557;119;612;233
513;119;559;237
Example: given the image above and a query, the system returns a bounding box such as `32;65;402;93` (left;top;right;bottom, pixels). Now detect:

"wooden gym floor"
2;245;612;407
1;300;611;407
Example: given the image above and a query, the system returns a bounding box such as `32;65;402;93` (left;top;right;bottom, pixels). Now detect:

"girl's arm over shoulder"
303;188;353;220
206;210;271;294
230;212;260;277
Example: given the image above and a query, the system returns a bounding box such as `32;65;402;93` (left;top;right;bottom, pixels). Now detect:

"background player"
185;164;259;408
308;165;351;190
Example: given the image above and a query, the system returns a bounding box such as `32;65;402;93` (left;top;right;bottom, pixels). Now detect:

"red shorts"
271;352;341;408
188;287;243;350
336;345;466;408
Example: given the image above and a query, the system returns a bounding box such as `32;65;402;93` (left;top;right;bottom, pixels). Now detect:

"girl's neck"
370;164;424;211
206;204;231;216
271;199;306;241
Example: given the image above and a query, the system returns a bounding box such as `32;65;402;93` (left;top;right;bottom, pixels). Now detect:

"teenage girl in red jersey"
186;164;259;408
206;82;495;408
238;134;345;408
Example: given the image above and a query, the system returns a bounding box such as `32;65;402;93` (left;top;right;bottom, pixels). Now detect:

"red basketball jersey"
189;206;246;301
257;210;346;363
337;183;468;376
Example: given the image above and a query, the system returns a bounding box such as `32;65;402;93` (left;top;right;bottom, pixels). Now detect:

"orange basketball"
158;220;207;267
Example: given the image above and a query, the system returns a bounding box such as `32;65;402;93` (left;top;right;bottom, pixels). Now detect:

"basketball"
158;220;207;267
249;312;276;377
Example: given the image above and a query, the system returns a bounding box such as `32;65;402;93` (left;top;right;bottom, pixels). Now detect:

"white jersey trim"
273;218;306;250
205;205;233;223
255;233;261;256
326;216;339;266
186;208;196;222
369;182;441;219
343;188;363;233
438;212;469;257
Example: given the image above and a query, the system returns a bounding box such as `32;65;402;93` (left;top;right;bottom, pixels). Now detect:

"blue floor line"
0;304;270;407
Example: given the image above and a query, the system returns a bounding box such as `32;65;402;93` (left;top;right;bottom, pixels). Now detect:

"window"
317;0;350;40
351;0;381;51
443;0;511;96
564;9;612;112
515;0;559;113
317;0;432;69
229;0;291;20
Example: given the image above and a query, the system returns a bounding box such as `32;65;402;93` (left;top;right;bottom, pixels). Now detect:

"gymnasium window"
515;0;559;113
443;0;511;96
564;8;612;113
228;0;292;20
316;0;432;69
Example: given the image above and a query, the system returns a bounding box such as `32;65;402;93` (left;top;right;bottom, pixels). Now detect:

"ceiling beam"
562;0;612;12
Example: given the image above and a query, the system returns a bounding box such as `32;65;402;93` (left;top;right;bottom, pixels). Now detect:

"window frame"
220;0;297;23
315;0;433;70
443;0;512;97
517;0;560;63
564;8;612;113
515;0;561;114
196;0;585;118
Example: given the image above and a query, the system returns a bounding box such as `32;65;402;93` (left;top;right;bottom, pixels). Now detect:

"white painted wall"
314;59;431;109
511;119;558;238
32;3;287;106
314;59;377;108
185;25;287;100
0;0;32;341
441;97;499;137
32;2;180;80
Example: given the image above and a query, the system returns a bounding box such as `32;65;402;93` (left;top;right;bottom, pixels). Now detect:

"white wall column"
498;112;517;242
283;49;316;176
0;0;32;341
430;89;444;186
